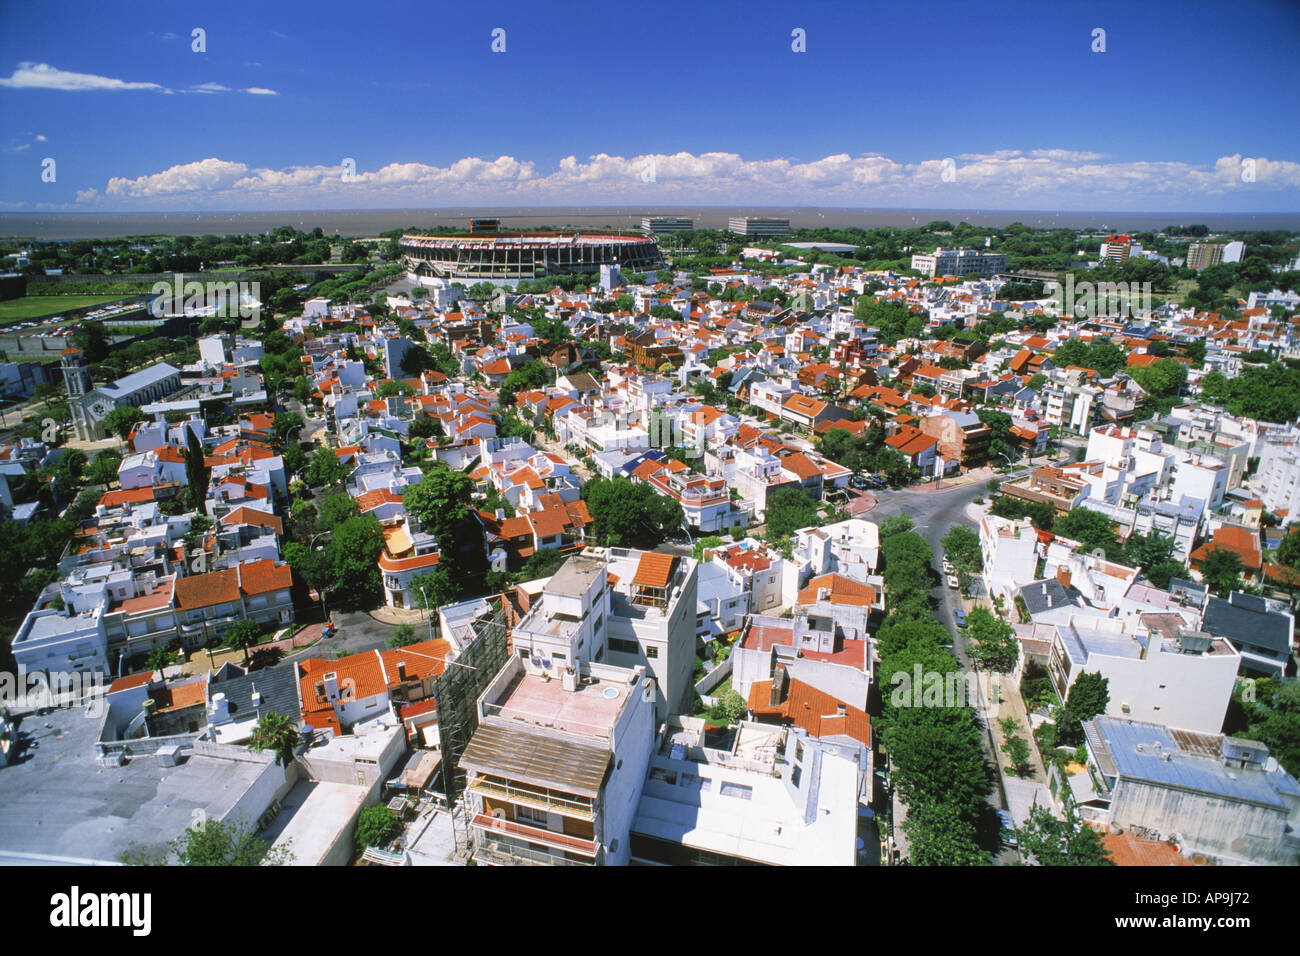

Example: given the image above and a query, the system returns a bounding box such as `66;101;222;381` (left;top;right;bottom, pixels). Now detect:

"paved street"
866;469;1033;864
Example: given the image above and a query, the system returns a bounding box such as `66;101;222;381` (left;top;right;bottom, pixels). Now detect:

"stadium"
399;232;666;282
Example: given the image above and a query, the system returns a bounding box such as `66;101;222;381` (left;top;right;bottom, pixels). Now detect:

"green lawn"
0;295;128;324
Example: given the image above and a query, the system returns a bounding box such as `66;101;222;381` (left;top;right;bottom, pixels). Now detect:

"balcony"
471;812;598;858
473;834;596;866
467;773;597;820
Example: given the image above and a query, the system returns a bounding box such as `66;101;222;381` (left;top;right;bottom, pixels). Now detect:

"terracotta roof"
174;568;241;610
631;551;676;589
797;573;877;608
746;676;870;747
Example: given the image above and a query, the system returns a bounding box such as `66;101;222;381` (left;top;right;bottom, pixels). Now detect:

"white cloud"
244;87;278;95
73;150;1300;210
76;187;99;203
0;62;167;92
192;82;230;93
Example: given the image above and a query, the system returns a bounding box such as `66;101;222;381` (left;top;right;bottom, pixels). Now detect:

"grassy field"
0;294;128;324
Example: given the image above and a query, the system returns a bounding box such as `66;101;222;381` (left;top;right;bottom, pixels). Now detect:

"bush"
355;805;401;853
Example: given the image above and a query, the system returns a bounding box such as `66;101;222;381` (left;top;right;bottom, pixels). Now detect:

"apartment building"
919;411;992;471
509;550;699;722
630;717;860;865
1041;380;1099;434
728;217;790;237
1064;716;1300;866
459;655;655;866
641;217;694;234
1186;242;1226;271
1046;614;1239;734
910;247;1007;278
1199;590;1294;676
979;515;1039;604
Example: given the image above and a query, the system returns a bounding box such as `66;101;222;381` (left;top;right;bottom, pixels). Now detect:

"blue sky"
1;0;1298;211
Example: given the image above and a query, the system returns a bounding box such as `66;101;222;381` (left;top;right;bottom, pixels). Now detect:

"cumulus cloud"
73;149;1300;209
0;62;167;92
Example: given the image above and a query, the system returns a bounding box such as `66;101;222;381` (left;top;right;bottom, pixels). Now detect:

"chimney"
770;665;787;707
209;692;229;722
396;662;407;681
836;703;846;716
1057;567;1072;590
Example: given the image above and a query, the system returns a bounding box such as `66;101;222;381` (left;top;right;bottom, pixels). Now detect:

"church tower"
61;346;91;397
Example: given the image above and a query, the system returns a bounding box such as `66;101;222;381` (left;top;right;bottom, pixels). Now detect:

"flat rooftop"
0;707;269;864
488;668;628;740
545;555;606;597
265;779;368;867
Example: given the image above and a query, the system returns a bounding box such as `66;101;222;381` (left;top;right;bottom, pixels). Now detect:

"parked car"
997;810;1018;847
946;574;960;589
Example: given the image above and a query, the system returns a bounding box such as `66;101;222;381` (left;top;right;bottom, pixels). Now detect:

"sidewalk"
182;622;326;675
369;605;435;627
907;466;995;494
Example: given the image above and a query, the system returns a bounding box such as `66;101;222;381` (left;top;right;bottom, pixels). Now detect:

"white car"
946;574;960;589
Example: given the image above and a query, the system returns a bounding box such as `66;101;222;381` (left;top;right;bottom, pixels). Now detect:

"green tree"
124;819;293;866
1002;735;1032;777
902;800;987;866
498;359;554;407
763;487;821;544
306;446;348;489
375;379;415;399
388;623;419;648
145;646;177;672
355;804;401;853
102;406;145;441
325;514;386;608
84;451;123;486
271;412;304;447
581;477;685;549
223;617;262;665
248;711;299;766
941;525;981;585
1051;508;1122;560
964;607;1019;673
1059;671;1110;745
317;492;360;531
709;689;748;725
183;426;210;511
1201;547;1244;597
1014;802;1113;866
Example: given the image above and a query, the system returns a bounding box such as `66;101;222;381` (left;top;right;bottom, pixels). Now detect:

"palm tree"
223;618;261;666
249;711;299;766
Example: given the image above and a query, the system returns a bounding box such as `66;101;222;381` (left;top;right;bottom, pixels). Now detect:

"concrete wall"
1111;778;1298;865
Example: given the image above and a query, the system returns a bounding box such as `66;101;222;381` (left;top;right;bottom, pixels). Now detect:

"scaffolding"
430;599;509;806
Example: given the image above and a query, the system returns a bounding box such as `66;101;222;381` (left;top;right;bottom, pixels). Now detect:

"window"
518;649;529;659
609;637;638;655
552;652;567;661
719;782;753;801
645;645;659;659
794;740;804;764
791;765;802;788
516;805;547;826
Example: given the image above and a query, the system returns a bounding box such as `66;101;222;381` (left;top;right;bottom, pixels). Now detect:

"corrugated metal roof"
459;722;609;797
1095;717;1287;809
